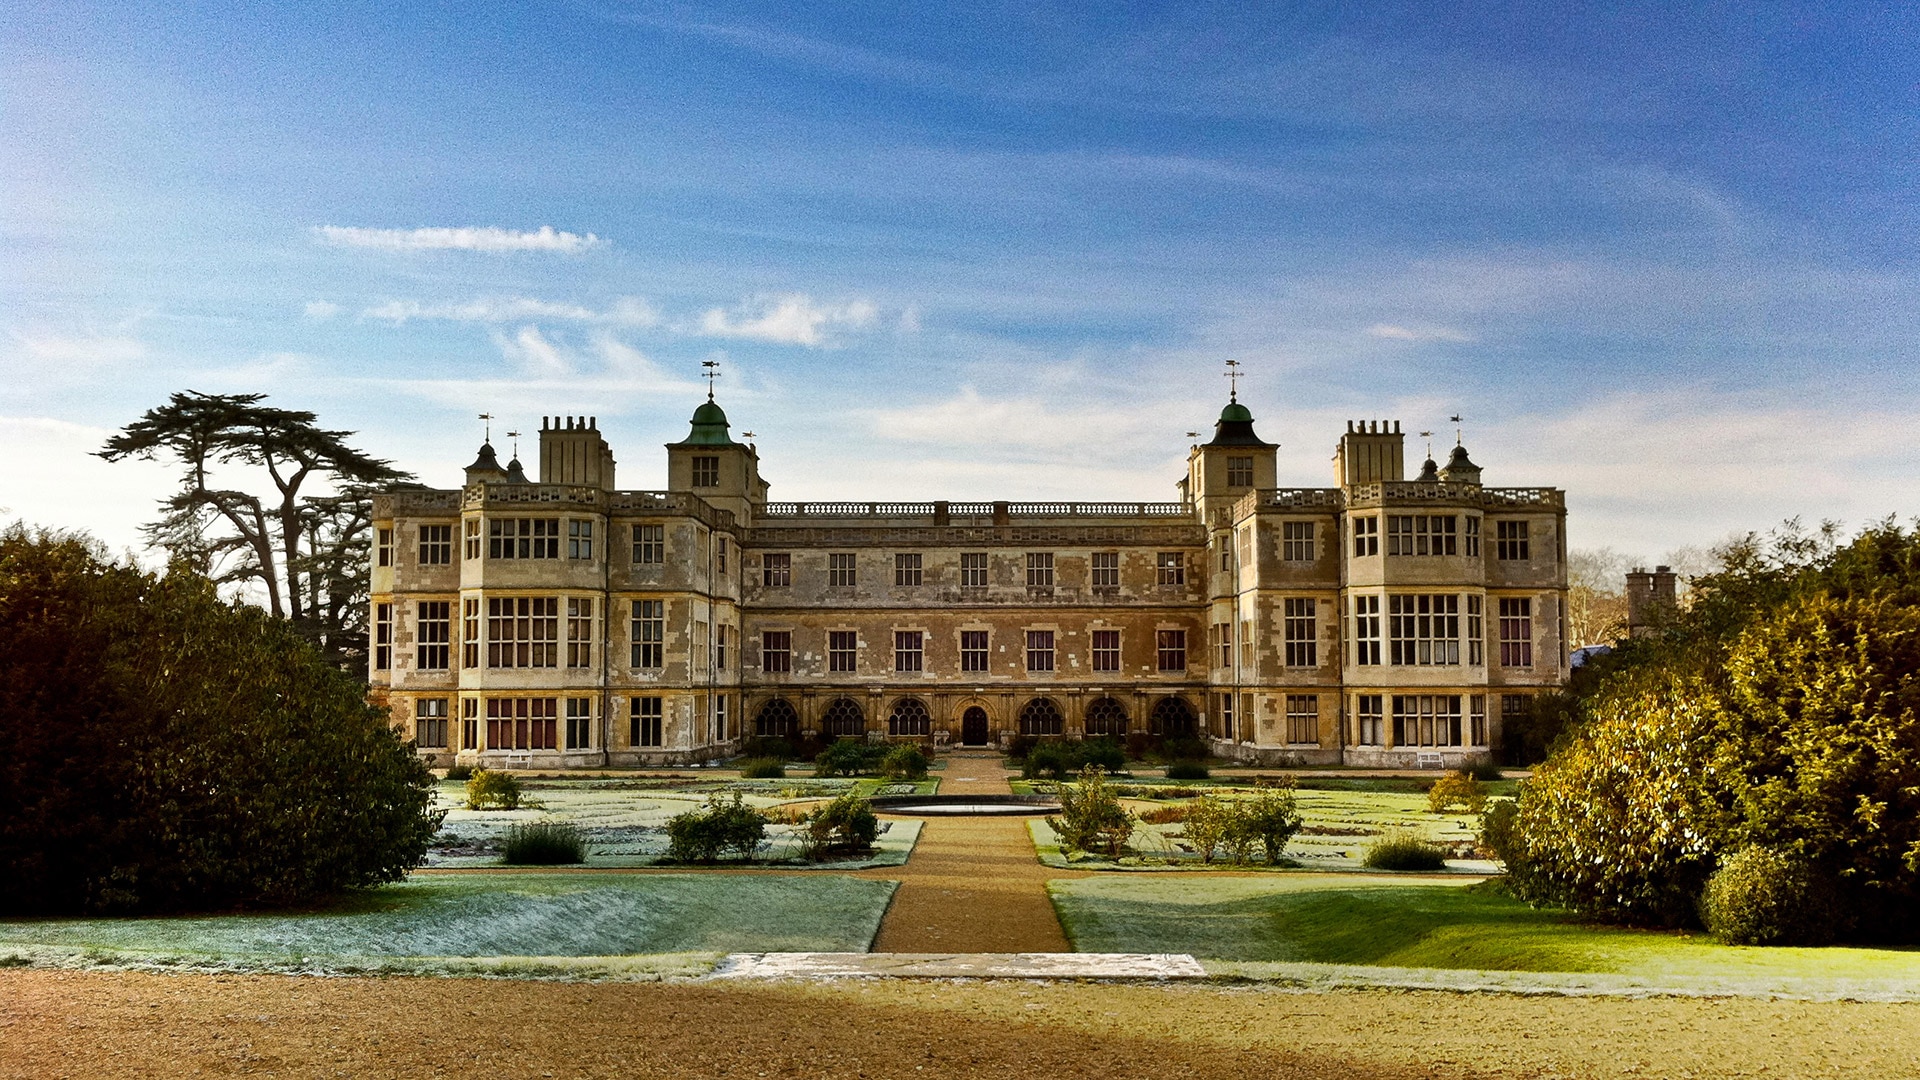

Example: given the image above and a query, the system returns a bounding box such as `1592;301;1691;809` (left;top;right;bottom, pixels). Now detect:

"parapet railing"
758;500;1193;520
1345;482;1564;508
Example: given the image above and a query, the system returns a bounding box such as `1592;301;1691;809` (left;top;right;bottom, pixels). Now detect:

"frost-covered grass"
430;777;927;867
0;873;897;977
1051;875;1920;987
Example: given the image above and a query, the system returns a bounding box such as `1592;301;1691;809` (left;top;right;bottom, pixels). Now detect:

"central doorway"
961;706;990;746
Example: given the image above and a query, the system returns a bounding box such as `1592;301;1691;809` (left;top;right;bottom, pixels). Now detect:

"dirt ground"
7;967;1918;1079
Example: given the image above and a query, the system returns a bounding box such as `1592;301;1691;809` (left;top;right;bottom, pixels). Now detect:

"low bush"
1078;737;1127;772
1164;761;1210;781
465;769;523;811
1047;766;1136;857
1004;733;1039;763
1023;738;1127;779
1465;760;1504;782
813;738;886;777
1701;846;1842;946
738;736;795;762
501;822;587;865
737;756;787;779
1232;781;1303;866
1161;736;1209;763
882;743;929;780
1179;796;1233;864
444;764;474;782
799;793;880;860
664;794;767;863
1123;730;1154;760
1364;832;1448;871
1478;798;1521;863
1427;771;1487;814
1138;804;1187;825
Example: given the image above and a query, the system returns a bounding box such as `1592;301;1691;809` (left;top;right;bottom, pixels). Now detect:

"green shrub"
664;794;767;863
813;737;886;777
737;756;787;779
1078;737;1127;772
1123;730;1153;760
1162;736;1209;763
1023;738;1127;779
1023;743;1071;779
1230;781;1302;866
465;769;523;810
1427;771;1487;814
1364;833;1448;871
1047;766;1136;857
882;743;929;780
1165;761;1210;781
739;736;795;762
1179;796;1232;864
444;764;474;782
0;527;441;915
501;822;587;865
1701;846;1842;946
1004;733;1039;763
1465;760;1504;782
799;793;880;860
1478;798;1521;864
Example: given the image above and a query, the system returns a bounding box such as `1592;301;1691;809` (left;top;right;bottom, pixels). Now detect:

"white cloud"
312;225;605;253
363;295;658;327
6;331;145;366
697;294;877;346
303;300;341;321
0;416;177;557
1364;323;1477;343
492;326;575;378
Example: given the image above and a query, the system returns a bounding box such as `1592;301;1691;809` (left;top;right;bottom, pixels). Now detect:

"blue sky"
4;1;1917;562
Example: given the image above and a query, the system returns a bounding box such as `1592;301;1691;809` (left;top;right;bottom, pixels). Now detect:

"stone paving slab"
712;951;1208;981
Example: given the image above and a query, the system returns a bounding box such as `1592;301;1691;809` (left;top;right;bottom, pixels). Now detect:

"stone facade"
370;396;1568;768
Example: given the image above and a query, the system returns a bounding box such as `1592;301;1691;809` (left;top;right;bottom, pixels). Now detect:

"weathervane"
1223;358;1243;401
1420;430;1434;459
478;412;494;443
506;429;521;457
1450;414;1464;446
701;359;721;401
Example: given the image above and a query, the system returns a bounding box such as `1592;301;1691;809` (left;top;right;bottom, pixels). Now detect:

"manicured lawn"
0;873;896;976
1050;875;1920;984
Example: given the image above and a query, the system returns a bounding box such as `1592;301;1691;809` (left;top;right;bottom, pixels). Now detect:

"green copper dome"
672;397;739;447
1204;395;1276;448
1219;401;1254;424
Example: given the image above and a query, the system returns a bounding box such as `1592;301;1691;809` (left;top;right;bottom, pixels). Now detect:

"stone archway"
753;698;799;738
1083;696;1129;738
888;697;932;737
1019;697;1064;736
1151;695;1198;739
960;705;990;746
819;696;866;738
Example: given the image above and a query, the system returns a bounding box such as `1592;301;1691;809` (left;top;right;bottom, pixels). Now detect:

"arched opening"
819;696;867;738
1151;696;1198;739
1019;697;1064;736
1084;696;1129;738
754;698;799;739
961;706;990;745
888;697;931;737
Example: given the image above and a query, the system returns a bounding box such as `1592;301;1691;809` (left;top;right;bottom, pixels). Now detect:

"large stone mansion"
370;392;1568;768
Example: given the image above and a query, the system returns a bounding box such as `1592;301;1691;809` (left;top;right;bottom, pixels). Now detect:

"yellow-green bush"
1427;771;1486;814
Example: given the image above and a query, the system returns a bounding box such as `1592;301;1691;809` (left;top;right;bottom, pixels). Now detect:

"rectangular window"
487;597;559;668
894;630;924;672
374;603;392;669
1465;516;1481;557
464;519;481;561
415;697;449;749
1392;694;1463;747
829;630;857;672
630;696;663;747
691;456;720;487
1388;594;1461;666
960;630;990;672
377;527;392;568
1385;515;1457;556
713;695;728;741
632;524;664;565
1219;692;1234;741
762;552;791;587
1352;595;1381;665
418;525;452;565
960;552;987;588
762;630;792;673
1156;551;1185;587
1227;456;1254;487
1220;545;1232;573
488;518;561;559
568;519;593;560
894;553;923;587
1091;551;1120;588
1470;694;1488;746
1282;521;1315;561
1156;629;1187;672
630;599;664;669
1214;621;1232;668
486;697;557;751
566;597;593;668
716;535;727;574
1026;630;1055;673
460;697;478;750
1356;694;1384;746
1502;693;1530;739
416;601;450;670
1284;598;1318;667
566;698;592;750
828;553;857;587
1352;515;1378;557
462;598;479;668
1467;595;1485;665
1500;597;1534;667
1092;629;1121;672
714;624;728;671
1026;552;1054;589
1285;694;1319;745
1497;521;1531;561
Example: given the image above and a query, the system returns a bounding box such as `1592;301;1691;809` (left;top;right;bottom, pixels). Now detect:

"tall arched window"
820;696;866;738
888;697;932;736
1019;697;1064;736
1151;696;1198;739
754;698;799;738
1084;696;1129;737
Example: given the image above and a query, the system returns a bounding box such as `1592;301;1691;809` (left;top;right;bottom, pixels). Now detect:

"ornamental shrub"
1047;766;1136;857
737;756;787;779
465;768;523;810
664;793;767;863
1004;733;1039;763
882;743;929;780
1161;736;1209;763
1478;798;1521;864
1179;796;1232;864
1165;761;1210;781
501;822;587;865
1364;832;1447;871
813;738;886;777
444;764;474;782
739;736;795;762
799;793;880;860
1023;738;1126;779
1230;781;1303;866
1700;846;1842;946
0;527;441;915
1427;771;1487;814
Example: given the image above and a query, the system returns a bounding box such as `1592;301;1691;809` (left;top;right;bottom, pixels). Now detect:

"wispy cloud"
1365;323;1476;343
302;300;341;321
697;294;877;346
362;296;659;327
312;225;605;253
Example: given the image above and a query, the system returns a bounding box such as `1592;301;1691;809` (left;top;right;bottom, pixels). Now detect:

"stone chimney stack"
538;415;617;489
1334;420;1406;487
1625;564;1678;637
